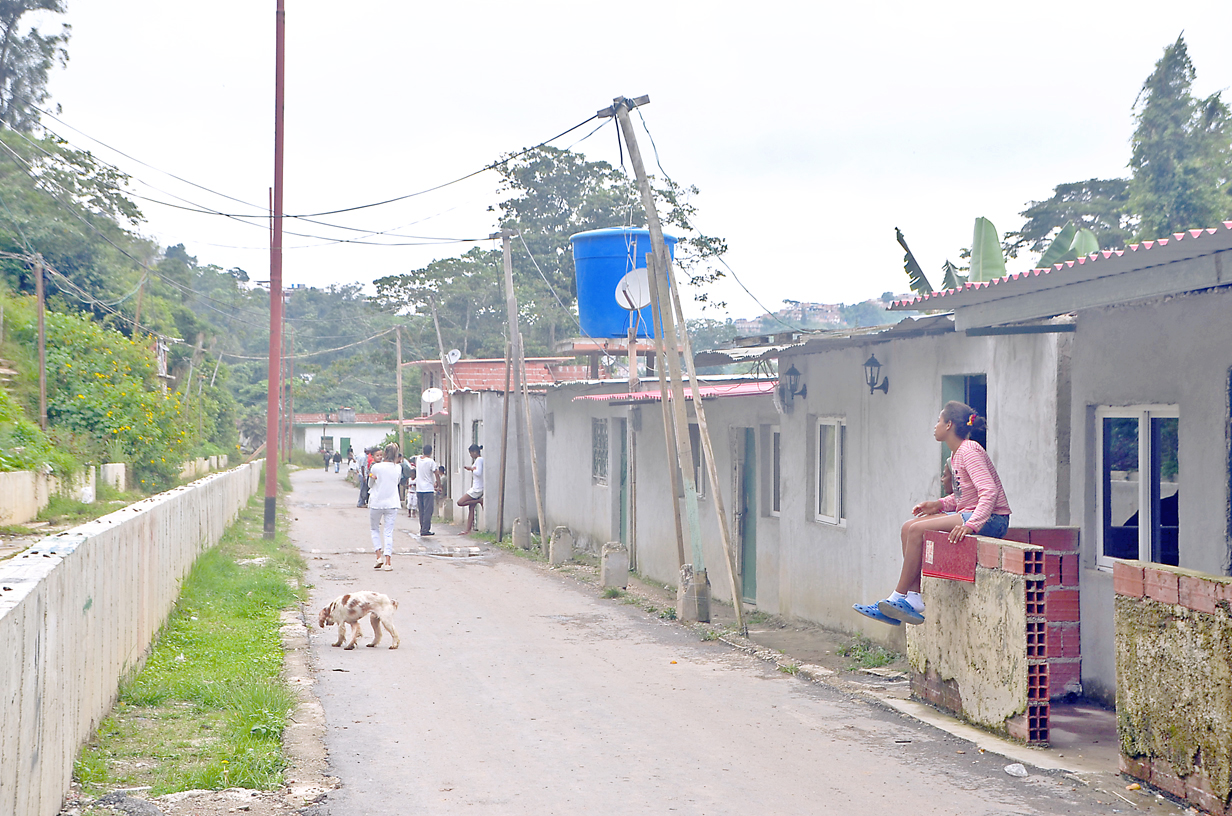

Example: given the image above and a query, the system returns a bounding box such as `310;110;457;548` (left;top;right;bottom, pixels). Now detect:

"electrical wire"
217;328;396;360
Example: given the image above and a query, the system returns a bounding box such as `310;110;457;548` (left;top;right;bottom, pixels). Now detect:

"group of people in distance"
355;441;486;571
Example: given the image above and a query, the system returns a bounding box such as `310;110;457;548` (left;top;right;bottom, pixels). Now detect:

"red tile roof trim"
892;221;1232;310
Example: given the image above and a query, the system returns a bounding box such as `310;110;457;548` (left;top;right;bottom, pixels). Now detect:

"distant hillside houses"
732;294;908;336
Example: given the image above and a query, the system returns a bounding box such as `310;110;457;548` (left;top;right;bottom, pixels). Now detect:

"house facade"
293;410;397;458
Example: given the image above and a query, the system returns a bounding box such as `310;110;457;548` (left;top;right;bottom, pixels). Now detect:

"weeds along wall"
0;461;263;816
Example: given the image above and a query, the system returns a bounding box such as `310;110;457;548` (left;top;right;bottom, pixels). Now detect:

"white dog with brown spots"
317;591;400;650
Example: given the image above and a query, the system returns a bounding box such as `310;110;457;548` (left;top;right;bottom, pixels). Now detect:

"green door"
740;427;757;602
340;437;351;457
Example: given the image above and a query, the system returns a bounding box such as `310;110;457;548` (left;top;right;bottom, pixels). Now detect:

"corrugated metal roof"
694;314;955;366
572;380;776;403
889;222;1232;312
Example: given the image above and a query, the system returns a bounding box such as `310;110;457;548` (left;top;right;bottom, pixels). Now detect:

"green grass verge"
837;634;900;670
73;493;305;796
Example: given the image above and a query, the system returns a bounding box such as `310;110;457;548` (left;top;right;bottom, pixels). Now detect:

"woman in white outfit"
457;444;484;535
368;444;403;570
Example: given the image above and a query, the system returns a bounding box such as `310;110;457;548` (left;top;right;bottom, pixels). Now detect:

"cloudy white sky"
38;0;1232;320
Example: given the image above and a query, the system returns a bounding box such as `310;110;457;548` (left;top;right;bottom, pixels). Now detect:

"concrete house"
294;409;397;457
891;222;1232;702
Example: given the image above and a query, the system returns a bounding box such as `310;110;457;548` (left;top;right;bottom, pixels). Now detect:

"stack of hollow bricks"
914;527;1080;746
1114;560;1232;815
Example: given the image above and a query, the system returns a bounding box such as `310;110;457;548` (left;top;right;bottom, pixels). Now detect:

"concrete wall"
99;464;126;492
446;391;546;534
0;468;97;526
0;461;262;816
297;423;394;456
542;331;1069;648
1070;287;1232;701
1114;559;1232;815
177;454;230;482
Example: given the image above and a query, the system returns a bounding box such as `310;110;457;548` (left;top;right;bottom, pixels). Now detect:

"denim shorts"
958;511;1010;539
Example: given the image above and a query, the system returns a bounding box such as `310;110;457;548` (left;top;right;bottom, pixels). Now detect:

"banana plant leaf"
1038;222;1078;268
941;260;965;290
896;227;932;295
969;217;1007;283
1072;228;1099;258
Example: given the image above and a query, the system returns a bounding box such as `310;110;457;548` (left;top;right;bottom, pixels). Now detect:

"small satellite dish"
445;349;462;365
421;387;444;404
615;267;652;311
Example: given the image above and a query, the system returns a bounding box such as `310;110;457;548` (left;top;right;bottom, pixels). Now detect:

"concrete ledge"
1115;559;1232;815
0;461;261;816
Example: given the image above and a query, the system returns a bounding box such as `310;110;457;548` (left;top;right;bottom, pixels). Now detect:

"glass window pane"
818;424;836;519
1151;417;1179;566
1102;416;1139;559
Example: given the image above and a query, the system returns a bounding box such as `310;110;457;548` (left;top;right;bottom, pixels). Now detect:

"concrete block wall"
0;461;262;816
909;533;1052;745
1114;560;1232;816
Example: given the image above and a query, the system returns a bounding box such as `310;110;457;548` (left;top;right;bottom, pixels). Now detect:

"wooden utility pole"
34;254;46;430
517;331;547;542
496;340;512;542
609;95;744;630
284;323;294;461
395;326;405;455
493;230;530;528
263;0;287;538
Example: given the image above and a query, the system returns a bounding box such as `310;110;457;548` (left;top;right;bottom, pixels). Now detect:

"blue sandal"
853;602;901;626
878;597;925;625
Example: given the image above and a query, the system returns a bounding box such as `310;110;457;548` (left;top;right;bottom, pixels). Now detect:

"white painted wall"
1069;286;1232;701
0;462;263;816
298;423;395;456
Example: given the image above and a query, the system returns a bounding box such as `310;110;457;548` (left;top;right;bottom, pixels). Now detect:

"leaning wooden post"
517;332;547;542
34;254;46;430
496;341;513;542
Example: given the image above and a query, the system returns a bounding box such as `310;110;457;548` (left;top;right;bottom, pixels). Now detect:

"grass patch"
470;528;546;562
700;630;720;642
778;663;800;675
0;523;34;537
837;634;899;670
601;587;623;599
73;494;305;796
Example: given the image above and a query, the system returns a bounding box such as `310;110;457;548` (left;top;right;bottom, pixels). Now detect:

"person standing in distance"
457;444;484;535
368;444;402;571
414;444;442;536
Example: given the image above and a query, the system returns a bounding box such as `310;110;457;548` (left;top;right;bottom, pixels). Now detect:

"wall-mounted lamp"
779;364;807;411
863;354;889;395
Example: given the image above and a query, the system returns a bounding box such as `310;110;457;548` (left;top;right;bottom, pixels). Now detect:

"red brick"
1029;527;1080;553
1060;553;1079;587
1114;561;1145;598
1045;553;1062;587
1150;759;1187;799
978;539;1000;569
1001;546;1025;575
1048;660;1081;697
1145;568;1180;605
1183;768;1226;816
1006;712;1029;741
1179;575;1219;615
1119;753;1151;783
1046;589;1080;622
1048;623;1081;659
1000;528;1033;544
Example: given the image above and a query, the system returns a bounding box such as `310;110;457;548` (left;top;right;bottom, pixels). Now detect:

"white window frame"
1095;404;1179;570
814;417;846;526
770;425;781;518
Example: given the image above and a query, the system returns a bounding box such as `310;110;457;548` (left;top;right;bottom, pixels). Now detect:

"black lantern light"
779;364;807;411
863;354;889;395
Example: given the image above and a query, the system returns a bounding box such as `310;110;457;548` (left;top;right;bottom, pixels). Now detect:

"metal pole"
396;326;405;455
263;0;286;537
34;254;46;431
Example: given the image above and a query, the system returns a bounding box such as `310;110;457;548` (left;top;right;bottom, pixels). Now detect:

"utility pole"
606;95;744;630
34;254;46;431
263;0;286;538
493;230;530;530
496;340;512;542
285;322;294;461
517;330;547;542
395;326;405;455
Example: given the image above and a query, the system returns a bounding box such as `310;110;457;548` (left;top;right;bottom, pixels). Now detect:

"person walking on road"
357;448;373;508
332;450;342;473
414;444;441;536
368;443;402;571
457;444;484;535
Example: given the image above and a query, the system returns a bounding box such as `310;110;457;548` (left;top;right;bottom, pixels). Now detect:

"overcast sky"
38;0;1232;321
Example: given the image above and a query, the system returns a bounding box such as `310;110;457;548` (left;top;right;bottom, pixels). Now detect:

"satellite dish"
421;387;444;404
615;267;652;311
445;349;462;365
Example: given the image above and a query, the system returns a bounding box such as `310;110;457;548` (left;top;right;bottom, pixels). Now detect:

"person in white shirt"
414;444;441;536
367;444;403;570
457;444;484;535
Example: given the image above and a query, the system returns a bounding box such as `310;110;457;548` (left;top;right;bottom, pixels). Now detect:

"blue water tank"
570;227;678;338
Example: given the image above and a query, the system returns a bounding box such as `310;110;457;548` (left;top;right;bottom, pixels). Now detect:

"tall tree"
1003;178;1135;258
1129;34;1232;239
0;0;69;131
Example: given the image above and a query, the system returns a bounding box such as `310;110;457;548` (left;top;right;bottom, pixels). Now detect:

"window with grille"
592;418;609;484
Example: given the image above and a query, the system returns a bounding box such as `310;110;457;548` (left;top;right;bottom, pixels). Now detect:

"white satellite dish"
614;267;652;311
445;349;462;365
421;387;444;404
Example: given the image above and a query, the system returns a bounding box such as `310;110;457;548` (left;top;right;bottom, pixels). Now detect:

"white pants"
370;507;397;556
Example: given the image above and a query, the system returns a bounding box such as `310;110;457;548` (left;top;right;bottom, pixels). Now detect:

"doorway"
739;427;757;603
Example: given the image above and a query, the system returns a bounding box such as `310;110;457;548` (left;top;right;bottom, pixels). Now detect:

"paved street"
288;468;1117;815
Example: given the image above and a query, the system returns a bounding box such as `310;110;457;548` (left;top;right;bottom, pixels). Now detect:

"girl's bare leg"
896;513;965;594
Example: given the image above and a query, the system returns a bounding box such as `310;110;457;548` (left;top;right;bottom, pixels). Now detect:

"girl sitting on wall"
854;400;1011;626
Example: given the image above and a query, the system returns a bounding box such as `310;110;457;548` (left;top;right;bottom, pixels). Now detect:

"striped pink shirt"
939;439;1011;530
